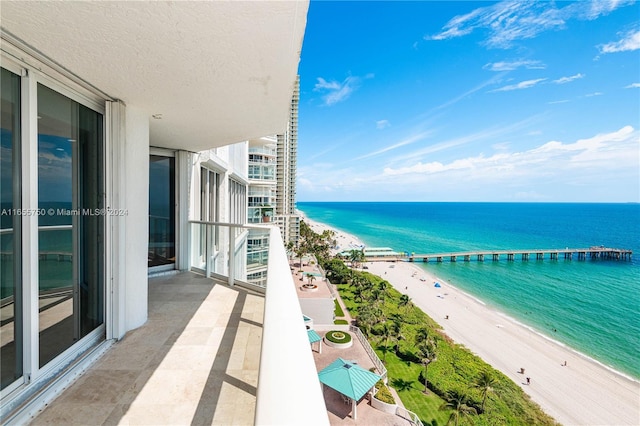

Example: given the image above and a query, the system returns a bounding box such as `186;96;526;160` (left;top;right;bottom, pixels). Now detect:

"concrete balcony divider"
254;226;329;425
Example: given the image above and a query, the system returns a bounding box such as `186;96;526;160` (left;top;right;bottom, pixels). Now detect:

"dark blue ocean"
298;202;640;380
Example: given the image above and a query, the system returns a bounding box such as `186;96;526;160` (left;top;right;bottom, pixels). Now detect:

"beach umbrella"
434;282;441;288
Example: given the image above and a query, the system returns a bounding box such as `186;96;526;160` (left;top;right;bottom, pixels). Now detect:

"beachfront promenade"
366;247;632;263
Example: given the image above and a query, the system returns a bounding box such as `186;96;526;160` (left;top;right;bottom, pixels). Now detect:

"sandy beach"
302;213;640;426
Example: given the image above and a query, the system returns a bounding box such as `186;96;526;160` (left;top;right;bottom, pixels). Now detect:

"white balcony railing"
249;147;277;156
188;221;329;425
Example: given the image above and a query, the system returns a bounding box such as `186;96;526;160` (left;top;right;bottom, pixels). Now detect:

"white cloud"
298;126;639;201
313;76;362;106
598;28;640;54
553;73;585;84
387;116;541;166
491;78;546;92
382;126;638;179
483;59;546;71
548;99;570;104
427;0;634;49
577;0;635;20
355;131;431;161
492;142;510;151
626;83;640;88
434;73;506;111
376;120;390;129
585;92;603;97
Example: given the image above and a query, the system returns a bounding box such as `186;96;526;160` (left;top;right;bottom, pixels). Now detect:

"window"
200;168;219;222
228;179;246;224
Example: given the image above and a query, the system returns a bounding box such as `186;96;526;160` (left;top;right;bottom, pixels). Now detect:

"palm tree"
379;320;399;364
286;241;295;263
399;294;411;313
474;370;497;413
439;390;477;426
355;304;381;336
377;280;389;303
295;244;306;269
353;286;366;303
308;274;316;285
350;273;364;289
415;333;437;393
348;249;365;269
414;327;429;344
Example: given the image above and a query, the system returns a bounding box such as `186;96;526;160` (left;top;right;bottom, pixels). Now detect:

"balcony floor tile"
30;272;264;426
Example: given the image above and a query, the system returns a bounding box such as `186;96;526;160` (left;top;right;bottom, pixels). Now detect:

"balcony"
29;223;328;425
248;147;277;157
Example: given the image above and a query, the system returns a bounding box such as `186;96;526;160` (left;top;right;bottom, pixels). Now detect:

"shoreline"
300;210;640;426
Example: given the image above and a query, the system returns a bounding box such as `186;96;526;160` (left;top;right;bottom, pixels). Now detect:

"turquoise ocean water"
298;202;640;380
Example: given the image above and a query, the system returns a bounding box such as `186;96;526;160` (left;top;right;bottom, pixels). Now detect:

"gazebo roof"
307;329;322;344
318;358;381;401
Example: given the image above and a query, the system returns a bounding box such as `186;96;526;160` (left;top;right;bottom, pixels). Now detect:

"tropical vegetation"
298;220;559;426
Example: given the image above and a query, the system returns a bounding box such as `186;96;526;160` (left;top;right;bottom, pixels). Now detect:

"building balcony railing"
188;221;329;424
248;158;277;165
248;174;276;182
248;147;277;156
248;189;275;197
248;201;276;208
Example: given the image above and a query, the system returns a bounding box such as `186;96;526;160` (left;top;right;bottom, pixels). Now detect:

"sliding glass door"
1;63;105;394
0;67;23;390
37;83;104;366
148;155;175;269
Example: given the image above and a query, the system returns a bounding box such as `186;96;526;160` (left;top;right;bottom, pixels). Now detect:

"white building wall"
123;106;150;333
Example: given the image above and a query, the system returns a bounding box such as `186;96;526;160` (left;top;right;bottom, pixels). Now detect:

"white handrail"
396;406;425;426
349;325;387;379
254;227;329;425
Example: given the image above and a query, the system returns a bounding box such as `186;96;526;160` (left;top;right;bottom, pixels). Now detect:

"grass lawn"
383;351;451;426
330;274;557;426
333;298;345;317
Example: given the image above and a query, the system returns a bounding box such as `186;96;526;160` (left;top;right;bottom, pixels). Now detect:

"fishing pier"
365;246;632;263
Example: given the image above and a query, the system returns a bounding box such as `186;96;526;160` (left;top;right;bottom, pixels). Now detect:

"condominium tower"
275;76;301;246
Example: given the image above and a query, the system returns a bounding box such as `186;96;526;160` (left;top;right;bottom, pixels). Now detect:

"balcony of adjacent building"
20;222;328;425
248;164;276;183
248;154;277;166
248;205;276;225
248;148;277;158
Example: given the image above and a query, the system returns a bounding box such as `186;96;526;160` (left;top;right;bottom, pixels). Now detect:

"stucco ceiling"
1;1;308;152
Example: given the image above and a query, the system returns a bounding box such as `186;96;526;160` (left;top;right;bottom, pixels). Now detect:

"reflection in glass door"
37;83;104;367
1;68;23;390
148;155;175;268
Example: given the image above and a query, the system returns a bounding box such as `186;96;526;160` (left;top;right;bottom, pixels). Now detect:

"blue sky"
296;0;640;202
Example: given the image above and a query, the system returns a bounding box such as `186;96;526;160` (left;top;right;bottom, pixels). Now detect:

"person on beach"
526;377;531;385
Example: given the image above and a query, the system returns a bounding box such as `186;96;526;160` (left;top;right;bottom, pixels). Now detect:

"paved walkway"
294;256;413;426
30;272;264;425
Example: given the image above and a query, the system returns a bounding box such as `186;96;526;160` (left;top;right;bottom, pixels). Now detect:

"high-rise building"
275;75;301;246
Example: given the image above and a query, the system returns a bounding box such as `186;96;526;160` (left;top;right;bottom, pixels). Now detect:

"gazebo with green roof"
307;329;322;353
317;358;381;419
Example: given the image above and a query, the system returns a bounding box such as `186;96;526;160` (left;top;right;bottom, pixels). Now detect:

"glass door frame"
148;148;177;274
0;55;107;400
